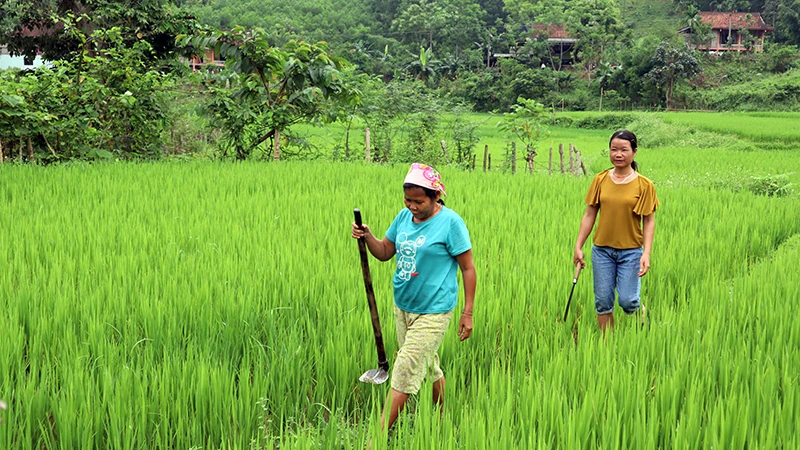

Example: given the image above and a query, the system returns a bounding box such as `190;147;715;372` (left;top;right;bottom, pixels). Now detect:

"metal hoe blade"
359;368;389;385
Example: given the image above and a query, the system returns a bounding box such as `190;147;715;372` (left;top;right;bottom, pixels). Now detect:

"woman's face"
609;138;636;171
404;186;439;221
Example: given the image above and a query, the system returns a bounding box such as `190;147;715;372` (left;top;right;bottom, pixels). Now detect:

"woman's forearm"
642;213;655;255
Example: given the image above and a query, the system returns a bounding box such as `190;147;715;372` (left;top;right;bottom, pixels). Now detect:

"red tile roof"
698;12;772;31
530;24;572;39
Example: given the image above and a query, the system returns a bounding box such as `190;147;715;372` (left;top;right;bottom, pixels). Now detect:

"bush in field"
692;69;800;111
761;43;800;73
625;115;755;150
747;174;794;197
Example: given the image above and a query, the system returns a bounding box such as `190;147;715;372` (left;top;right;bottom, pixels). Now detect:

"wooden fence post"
483;144;488;172
559;143;565;175
576;149;587;176
471;154;476;171
548;146;553;176
488;154;492;171
365;127;371;162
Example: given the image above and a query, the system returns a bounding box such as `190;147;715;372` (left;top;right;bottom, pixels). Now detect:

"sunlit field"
1;112;799;448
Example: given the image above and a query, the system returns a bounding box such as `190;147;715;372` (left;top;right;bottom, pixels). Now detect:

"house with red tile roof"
679;12;773;52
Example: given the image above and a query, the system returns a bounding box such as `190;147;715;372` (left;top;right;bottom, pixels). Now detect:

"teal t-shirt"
385;206;472;314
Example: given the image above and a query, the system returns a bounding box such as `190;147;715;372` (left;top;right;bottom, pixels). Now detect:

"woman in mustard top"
573;130;659;332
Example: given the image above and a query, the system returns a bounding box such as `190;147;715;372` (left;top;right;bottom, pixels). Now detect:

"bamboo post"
365;127;371;162
511;141;516;174
488;154;492;171
569;143;574;174
471;154;476;171
548;146;553;176
559;143;565;175
483;144;488;172
272;129;281;160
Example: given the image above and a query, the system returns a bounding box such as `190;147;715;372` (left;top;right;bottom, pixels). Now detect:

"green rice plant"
1;138;799;449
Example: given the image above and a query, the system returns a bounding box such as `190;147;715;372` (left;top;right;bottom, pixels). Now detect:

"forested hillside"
1;0;799;163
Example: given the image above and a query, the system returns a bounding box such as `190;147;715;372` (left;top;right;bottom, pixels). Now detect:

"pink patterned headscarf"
404;163;447;197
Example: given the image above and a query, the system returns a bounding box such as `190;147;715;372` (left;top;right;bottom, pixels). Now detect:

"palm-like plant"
404;46;439;86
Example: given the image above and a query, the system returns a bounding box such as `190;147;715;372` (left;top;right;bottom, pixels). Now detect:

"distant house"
188;48;225;72
680;12;773;52
530;24;577;67
0;26;49;70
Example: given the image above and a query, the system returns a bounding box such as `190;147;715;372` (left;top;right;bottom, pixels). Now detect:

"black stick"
354;209;389;372
563;264;583;322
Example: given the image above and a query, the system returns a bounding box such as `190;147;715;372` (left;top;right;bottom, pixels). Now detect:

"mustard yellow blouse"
584;170;660;249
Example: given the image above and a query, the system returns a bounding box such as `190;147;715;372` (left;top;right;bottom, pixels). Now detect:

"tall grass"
1;149;798;448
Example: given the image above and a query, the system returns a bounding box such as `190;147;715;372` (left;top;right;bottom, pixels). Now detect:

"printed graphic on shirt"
396;232;426;281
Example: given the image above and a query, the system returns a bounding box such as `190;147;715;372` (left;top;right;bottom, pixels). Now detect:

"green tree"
566;0;628;80
646;41;702;109
0;0;197;65
390;0;485;53
181;27;356;160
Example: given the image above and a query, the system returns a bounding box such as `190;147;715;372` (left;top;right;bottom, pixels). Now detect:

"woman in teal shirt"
351;163;476;430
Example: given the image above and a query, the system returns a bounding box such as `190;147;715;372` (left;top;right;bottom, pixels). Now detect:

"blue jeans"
591;245;643;315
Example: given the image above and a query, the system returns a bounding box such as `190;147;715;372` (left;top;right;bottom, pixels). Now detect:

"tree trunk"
510;142;516;174
272;129;281;161
344;126;351;160
365;127;371;162
0;138;4;163
599;87;604;112
27;138;34;163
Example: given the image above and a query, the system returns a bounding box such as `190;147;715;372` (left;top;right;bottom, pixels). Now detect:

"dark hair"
403;183;445;205
609;129;639;172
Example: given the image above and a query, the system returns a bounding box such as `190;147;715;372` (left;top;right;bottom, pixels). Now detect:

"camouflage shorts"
391;305;453;395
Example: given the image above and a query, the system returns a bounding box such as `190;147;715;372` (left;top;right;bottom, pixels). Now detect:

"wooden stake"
488;154;492;171
472;153;476;171
569;143;574;174
548;146;553;176
483;144;488;172
559;143;565;175
577;150;587;176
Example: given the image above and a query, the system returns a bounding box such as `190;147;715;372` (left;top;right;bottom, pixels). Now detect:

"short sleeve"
633;177;660;216
385;210;405;243
445;214;472;256
584;172;606;206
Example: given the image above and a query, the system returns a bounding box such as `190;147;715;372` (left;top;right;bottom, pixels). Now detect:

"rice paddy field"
1;113;800;449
